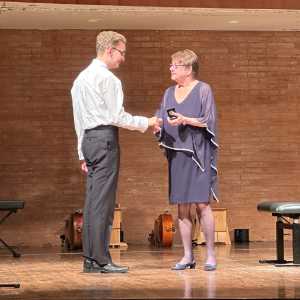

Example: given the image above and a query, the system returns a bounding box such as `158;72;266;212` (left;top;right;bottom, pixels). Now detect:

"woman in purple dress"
155;49;219;271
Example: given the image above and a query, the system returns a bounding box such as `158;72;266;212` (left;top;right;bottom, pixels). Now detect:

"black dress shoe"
101;263;129;273
83;258;93;269
83;259;103;273
83;259;128;273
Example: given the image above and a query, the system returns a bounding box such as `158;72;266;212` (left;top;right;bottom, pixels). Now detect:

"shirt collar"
92;58;107;69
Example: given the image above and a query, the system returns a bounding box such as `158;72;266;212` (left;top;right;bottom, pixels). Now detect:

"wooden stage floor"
0;242;300;299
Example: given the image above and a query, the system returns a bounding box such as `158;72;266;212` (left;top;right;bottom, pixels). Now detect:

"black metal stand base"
0;241;21;288
259;259;300;267
259;259;291;264
0;238;21;258
259;217;300;267
0;200;24;289
275;263;300;267
0;283;20;288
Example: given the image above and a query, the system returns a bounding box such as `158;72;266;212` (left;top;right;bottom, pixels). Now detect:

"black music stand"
0;200;24;289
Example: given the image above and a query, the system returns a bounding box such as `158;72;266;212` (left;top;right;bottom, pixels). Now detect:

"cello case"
62;210;83;250
149;212;175;247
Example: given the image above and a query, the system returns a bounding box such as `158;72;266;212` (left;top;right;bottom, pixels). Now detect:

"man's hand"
148;116;158;127
148;116;162;134
80;160;88;174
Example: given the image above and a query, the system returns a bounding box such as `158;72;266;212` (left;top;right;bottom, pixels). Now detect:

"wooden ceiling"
6;0;300;10
2;1;300;30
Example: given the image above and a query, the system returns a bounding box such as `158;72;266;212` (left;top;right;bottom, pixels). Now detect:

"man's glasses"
112;47;126;57
169;64;189;69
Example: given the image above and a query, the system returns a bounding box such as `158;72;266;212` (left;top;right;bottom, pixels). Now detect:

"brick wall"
0;29;300;247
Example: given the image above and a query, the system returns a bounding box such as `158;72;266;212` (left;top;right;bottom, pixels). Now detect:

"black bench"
0;200;25;258
0;200;24;289
257;201;300;266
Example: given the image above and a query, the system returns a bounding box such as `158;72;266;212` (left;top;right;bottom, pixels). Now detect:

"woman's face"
169;59;190;83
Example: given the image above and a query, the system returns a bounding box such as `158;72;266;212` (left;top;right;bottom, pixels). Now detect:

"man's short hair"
96;31;127;54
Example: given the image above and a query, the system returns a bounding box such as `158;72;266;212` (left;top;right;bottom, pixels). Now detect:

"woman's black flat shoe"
171;261;196;270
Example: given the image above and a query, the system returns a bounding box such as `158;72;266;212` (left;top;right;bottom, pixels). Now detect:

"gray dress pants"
81;125;119;265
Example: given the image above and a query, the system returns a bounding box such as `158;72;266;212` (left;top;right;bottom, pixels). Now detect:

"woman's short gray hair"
171;49;199;77
96;31;127;54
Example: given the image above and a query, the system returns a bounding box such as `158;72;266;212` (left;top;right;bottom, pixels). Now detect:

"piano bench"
0;200;25;258
257;201;300;266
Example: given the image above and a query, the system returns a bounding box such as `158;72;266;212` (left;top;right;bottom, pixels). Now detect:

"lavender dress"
156;81;219;204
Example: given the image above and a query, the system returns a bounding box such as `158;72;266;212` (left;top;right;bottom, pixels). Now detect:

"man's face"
108;41;126;69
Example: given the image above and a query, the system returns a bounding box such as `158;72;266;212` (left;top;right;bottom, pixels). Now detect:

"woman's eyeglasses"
169;64;189;69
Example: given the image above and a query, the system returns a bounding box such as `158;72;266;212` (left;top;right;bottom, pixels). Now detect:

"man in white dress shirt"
71;31;158;273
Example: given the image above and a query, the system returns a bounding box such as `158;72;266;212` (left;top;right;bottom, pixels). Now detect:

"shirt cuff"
141;117;149;133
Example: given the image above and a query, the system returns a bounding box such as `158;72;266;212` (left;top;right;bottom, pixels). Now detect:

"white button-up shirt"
71;59;149;160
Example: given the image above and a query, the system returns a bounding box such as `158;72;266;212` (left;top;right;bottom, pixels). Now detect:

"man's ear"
106;46;113;56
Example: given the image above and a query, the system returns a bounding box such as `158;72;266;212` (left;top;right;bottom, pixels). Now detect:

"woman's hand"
167;112;207;128
167;112;187;126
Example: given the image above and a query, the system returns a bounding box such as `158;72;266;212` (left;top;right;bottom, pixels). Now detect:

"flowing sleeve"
198;83;219;149
155;88;169;119
194;83;219;201
154;89;170;141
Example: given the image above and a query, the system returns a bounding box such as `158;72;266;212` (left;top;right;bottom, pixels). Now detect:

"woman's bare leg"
177;203;194;264
196;203;216;265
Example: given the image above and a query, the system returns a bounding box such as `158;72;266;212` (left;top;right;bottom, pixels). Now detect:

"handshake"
148;116;162;134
